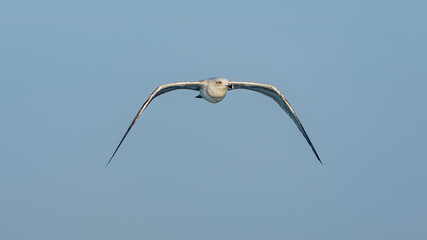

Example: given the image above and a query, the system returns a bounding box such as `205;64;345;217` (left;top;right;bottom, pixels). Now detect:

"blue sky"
1;1;426;239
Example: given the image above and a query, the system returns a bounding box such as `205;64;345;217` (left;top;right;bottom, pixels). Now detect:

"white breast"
200;81;228;103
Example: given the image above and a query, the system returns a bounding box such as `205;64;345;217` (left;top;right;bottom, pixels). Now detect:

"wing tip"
105;155;114;168
315;153;323;165
311;142;322;165
298;122;322;164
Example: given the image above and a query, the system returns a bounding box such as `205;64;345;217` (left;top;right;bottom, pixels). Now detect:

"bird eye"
216;81;222;84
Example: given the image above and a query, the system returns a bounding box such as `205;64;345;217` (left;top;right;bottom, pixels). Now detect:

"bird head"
210;77;233;90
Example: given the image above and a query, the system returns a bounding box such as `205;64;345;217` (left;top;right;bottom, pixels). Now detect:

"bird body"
107;77;321;166
199;77;230;103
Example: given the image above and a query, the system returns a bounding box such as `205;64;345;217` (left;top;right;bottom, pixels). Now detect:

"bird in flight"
107;77;321;166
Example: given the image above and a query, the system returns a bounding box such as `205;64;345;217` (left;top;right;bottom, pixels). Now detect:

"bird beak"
227;83;233;89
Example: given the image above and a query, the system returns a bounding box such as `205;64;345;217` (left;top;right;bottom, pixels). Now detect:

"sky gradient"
1;1;426;239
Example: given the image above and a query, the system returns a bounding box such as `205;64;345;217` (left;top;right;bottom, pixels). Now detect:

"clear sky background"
1;1;426;239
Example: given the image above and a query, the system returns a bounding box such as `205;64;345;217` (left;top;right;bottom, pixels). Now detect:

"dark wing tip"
313;148;322;164
106;147;119;168
106;121;136;167
105;140;123;168
298;122;322;164
306;136;322;165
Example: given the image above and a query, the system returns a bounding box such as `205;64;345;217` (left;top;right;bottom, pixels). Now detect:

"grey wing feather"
230;81;322;163
107;82;202;166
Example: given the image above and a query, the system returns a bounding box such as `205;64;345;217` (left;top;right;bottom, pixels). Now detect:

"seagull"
107;77;321;166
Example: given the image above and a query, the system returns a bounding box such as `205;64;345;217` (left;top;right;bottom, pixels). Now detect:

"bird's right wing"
107;81;203;166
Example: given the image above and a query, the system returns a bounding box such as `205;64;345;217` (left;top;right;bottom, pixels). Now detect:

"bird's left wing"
230;81;321;163
107;81;203;166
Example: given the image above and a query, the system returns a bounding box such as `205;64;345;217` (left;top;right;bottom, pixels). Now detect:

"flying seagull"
107;77;321;166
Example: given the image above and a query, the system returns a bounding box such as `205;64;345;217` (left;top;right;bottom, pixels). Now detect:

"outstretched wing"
230;81;322;163
107;81;203;166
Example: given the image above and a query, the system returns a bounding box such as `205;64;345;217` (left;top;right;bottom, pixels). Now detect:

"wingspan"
107;82;203;166
230;81;322;163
